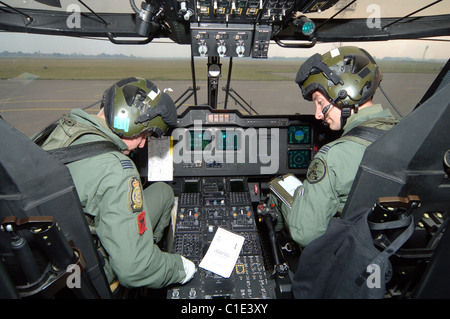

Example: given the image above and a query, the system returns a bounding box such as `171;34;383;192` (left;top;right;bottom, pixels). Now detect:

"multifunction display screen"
189;130;240;151
288;125;311;144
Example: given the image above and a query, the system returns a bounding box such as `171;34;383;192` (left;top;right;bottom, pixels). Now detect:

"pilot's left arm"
285;141;365;246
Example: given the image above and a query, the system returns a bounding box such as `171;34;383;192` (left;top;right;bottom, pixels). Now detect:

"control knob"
198;42;208;57
236;43;245;57
217;43;227;57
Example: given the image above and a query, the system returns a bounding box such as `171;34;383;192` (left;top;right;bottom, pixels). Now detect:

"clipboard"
269;173;302;209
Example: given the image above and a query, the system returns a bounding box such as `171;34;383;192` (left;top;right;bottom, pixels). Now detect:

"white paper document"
278;174;302;196
148;136;173;181
199;227;245;278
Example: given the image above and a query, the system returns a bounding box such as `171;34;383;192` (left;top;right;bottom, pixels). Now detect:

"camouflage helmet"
295;46;382;108
102;77;178;138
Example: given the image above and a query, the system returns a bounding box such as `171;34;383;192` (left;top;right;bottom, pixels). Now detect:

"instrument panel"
170;106;336;177
165;106;338;299
167;176;276;299
134;105;340;298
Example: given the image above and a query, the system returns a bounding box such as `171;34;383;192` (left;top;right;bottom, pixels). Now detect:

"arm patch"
306;158;327;184
129;177;143;212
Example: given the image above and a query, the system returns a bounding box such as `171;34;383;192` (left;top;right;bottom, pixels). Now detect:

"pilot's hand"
179;256;196;284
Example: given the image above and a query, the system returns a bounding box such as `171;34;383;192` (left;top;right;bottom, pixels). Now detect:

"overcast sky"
1;32;448;60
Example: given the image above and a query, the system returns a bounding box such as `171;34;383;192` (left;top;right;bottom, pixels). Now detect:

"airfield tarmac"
0;73;437;137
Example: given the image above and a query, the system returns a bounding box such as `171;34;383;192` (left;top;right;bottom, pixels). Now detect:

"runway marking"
0;95;26;100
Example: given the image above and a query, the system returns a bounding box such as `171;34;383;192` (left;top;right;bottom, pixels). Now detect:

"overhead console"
191;23;271;58
169;0;339;24
185;0;296;58
165;0;340;58
179;0;297;23
170;106;339;178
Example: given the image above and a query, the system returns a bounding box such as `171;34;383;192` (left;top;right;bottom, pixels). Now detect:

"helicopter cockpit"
0;0;449;301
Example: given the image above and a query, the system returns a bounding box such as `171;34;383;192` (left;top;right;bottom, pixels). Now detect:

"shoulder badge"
306;158;327;184
128;177;143;213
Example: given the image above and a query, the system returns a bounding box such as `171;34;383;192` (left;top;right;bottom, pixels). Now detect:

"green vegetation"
0;57;444;81
377;60;444;74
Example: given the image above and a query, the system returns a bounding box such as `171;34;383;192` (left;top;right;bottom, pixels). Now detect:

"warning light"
294;16;316;36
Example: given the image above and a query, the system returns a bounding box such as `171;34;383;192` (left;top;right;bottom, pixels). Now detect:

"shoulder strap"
32;121;59;146
342;126;387;146
341;117;398;147
35;114;121;164
46;141;120;164
37;114;113;149
60;115;112;147
354;213;414;287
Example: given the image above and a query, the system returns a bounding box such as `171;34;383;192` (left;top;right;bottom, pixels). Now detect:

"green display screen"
288;125;311;144
288;149;311;169
189;130;239;150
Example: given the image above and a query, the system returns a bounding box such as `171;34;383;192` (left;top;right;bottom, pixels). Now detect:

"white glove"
179;256;196;284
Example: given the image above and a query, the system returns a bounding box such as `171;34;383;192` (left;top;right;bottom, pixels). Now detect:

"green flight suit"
270;104;396;247
40;108;186;288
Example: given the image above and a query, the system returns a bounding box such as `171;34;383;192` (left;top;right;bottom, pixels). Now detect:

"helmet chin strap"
330;90;352;130
340;107;352;130
322;105;351;130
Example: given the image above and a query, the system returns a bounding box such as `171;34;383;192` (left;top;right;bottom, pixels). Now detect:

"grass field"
0;57;444;81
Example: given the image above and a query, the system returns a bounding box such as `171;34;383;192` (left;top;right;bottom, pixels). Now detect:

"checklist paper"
148;136;173;181
199;227;245;278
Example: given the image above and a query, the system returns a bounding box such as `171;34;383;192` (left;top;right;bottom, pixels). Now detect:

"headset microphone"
322;90;348;116
321;90;350;128
322;103;332;115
